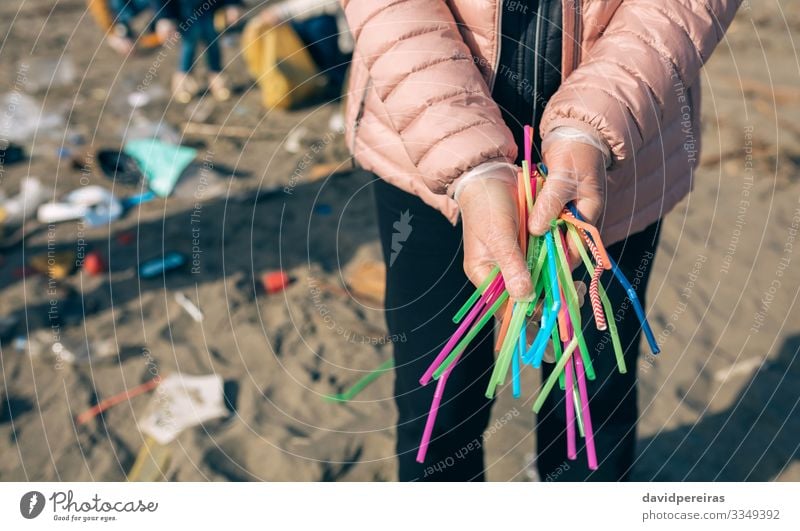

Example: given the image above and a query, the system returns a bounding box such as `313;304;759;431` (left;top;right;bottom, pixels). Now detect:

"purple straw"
565;355;577;460
416;355;458;463
574;350;598;470
419;277;503;385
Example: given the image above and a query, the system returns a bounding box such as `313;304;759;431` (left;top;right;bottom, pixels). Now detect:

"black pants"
374;177;661;481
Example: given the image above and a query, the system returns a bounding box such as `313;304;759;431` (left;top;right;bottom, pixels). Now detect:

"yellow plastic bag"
241;19;323;110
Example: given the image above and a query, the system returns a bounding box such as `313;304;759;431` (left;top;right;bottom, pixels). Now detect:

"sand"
1;0;799;481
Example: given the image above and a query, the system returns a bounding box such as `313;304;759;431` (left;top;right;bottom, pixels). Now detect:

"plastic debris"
138;373;229;445
262;271;291;294
138;252;186;278
82;250;106;276
124;139;197;197
52;337;117;365
175;292;204;322
0;177;46;224
96;149;144;186
0;93;64;142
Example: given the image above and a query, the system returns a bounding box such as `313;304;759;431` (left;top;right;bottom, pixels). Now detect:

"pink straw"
416;356;458;463
419;276;503;385
574;350;598;470
565;355;577;460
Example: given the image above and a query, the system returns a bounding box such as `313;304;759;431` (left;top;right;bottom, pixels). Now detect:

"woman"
341;0;740;481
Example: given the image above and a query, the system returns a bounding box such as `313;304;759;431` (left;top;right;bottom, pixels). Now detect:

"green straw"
453;266;499;324
550;222;596;380
572;384;585;437
566;224;626;374
324;359;395;402
533;336;578;413
433;292;509;379
486;302;529;398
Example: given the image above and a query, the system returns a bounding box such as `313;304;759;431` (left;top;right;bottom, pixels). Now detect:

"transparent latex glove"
457;170;533;301
528;137;607;268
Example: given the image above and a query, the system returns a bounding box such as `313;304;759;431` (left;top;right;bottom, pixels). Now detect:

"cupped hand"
528;138;607;267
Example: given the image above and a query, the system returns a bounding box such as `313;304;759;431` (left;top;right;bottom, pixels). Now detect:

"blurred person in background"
258;0;352;96
150;0;243;102
88;0;162;54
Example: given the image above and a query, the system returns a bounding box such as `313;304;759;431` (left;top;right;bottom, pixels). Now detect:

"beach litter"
124;139;197;198
261;270;291;294
138;252;187;279
0;177;46;225
37;185;123;227
324;359;394;403
82;250;106;276
76;376;162;426
51;337;117;365
96;149;144;187
0;93;64;142
175;292;204;322
414;126;660;469
127;436;172;482
138;373;229;445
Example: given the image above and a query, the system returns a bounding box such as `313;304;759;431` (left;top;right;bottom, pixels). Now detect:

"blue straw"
565;203;660;355
524;232;563;366
513;325;523;399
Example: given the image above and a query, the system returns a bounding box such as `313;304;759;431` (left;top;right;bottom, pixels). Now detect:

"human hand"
528;132;607;268
156;19;178;43
457;171;533;301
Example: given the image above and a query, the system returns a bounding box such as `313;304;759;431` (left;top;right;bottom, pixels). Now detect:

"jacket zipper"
489;0;504;91
563;0;582;79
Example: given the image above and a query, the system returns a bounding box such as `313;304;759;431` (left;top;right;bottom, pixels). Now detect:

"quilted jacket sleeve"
540;0;741;167
341;0;516;195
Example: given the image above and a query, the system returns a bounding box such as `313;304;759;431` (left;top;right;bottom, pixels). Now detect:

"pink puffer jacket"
342;0;741;244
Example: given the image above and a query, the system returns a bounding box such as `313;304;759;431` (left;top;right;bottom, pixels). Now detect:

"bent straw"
565;355;577;460
416;359;457;463
325;359;395;402
419;276;505;385
453;266;499;324
76;376;162;425
566;221;608;331
420;280;499;385
433;291;509;379
566;204;660;355
574;346;599;470
533;336;579;413
567;224;626;373
551;224;595;379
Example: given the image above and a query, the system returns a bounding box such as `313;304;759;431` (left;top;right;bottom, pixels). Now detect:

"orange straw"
76;376;162;425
